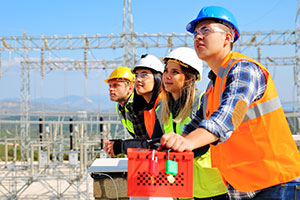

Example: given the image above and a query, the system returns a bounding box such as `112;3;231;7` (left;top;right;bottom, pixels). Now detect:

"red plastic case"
127;148;194;198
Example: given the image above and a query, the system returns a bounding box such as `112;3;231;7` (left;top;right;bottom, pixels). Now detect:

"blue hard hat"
186;6;240;42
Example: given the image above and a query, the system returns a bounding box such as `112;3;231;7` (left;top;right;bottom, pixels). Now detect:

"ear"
224;32;233;47
128;83;134;93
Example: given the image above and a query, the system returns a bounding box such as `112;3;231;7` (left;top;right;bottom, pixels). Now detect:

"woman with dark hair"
132;54;164;140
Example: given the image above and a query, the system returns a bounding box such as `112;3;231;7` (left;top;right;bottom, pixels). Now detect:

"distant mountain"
0;100;20;111
0;95;116;113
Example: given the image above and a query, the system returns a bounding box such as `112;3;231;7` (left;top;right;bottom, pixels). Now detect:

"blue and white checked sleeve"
183;61;266;143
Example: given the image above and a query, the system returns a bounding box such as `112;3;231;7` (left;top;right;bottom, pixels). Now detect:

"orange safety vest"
144;93;162;139
203;52;300;192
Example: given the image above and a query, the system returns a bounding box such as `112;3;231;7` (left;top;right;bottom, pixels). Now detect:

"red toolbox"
127;148;194;198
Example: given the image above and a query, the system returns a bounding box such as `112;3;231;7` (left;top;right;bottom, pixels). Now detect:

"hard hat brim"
104;77;133;83
186;18;200;34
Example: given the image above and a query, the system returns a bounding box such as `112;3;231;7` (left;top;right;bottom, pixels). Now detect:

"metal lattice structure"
122;0;136;67
295;0;300;110
0;0;300;199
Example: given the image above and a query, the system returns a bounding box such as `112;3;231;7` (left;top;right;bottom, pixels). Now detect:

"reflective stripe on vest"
243;96;281;122
117;93;134;134
203;52;300;192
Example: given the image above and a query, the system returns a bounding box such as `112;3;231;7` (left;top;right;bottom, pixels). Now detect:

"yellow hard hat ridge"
104;66;134;83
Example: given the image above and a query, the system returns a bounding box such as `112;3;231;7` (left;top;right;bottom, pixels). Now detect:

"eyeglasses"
193;26;226;38
135;72;153;80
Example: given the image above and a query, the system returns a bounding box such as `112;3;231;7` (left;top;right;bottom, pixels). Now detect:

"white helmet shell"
133;54;164;73
162;47;203;81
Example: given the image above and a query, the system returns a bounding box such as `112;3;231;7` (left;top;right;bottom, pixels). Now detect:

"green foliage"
0;144;41;161
116;153;126;158
0;144;21;161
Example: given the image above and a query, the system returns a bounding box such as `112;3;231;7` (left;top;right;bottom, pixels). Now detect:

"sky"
0;0;298;110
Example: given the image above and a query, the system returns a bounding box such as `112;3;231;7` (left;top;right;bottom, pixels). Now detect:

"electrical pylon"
295;0;300;109
122;0;136;68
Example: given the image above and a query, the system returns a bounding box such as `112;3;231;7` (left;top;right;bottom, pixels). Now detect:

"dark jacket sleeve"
112;138;149;155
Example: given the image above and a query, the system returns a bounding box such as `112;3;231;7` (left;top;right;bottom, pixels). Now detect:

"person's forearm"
185;128;219;150
121;139;148;154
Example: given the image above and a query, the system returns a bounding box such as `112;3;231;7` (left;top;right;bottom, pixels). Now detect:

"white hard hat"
162;47;203;81
132;54;164;73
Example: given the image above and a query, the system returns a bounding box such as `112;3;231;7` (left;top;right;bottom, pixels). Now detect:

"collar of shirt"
208;70;216;81
118;92;133;111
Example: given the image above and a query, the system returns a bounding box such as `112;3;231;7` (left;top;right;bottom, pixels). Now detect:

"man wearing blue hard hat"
159;6;300;199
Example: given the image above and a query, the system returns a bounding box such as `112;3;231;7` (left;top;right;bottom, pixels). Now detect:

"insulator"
69;117;73;133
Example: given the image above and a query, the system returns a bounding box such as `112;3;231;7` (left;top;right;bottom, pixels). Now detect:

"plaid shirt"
183;60;267;199
125;102;147;139
118;92;147;139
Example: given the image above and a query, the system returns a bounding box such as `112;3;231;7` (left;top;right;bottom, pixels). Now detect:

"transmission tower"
20;32;31;162
122;0;136;67
295;0;300;109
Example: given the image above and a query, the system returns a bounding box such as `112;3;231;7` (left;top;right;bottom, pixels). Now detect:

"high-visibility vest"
159;92;227;198
144;93;162;139
117;93;134;134
162;92;202;134
203;52;300;192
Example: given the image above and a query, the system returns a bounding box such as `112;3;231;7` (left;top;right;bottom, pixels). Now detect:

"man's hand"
104;140;117;157
158;128;219;152
158;132;192;152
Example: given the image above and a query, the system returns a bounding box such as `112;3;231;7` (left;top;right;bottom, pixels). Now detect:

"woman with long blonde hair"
159;47;228;200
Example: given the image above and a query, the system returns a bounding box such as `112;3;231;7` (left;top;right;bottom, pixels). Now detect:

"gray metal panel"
88;158;128;173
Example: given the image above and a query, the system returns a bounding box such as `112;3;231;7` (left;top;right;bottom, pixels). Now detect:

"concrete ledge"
92;173;128;200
